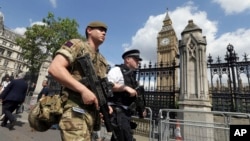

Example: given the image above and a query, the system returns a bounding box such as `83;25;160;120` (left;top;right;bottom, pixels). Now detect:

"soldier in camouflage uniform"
48;21;109;141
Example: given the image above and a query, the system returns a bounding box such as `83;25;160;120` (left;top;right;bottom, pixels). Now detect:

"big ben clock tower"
157;10;179;91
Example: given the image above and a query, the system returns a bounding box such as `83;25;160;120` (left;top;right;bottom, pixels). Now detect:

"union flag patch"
64;41;73;47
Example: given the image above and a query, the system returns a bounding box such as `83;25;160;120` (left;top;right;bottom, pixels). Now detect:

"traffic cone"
175;120;183;141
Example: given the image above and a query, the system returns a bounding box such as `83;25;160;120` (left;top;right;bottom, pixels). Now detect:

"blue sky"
1;0;250;67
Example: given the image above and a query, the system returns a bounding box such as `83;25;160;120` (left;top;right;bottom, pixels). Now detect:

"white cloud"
49;0;57;8
29;18;46;26
30;21;46;26
123;15;162;63
13;27;26;35
125;2;218;64
212;0;250;14
125;1;250;66
12;21;46;35
208;28;250;60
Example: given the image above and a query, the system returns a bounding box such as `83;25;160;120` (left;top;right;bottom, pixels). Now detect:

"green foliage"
16;12;85;76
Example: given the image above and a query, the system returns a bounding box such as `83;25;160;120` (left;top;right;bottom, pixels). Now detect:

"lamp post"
172;59;176;92
224;44;239;111
243;53;250;91
207;54;214;91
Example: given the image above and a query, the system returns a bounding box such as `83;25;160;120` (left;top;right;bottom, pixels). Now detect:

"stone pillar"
178;20;214;141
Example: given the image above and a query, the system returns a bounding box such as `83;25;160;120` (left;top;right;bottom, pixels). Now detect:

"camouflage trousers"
59;103;94;141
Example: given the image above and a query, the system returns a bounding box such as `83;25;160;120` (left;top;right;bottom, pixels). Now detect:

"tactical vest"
56;39;108;106
70;41;108;81
111;64;138;107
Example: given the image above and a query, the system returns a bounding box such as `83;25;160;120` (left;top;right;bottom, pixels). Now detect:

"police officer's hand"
142;109;147;117
108;106;113;114
80;88;99;109
124;86;137;97
100;106;113;123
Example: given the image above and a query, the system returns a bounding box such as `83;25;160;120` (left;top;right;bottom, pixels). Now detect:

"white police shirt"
107;66;124;85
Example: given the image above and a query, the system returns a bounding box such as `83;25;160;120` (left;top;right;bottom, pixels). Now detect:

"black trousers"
2;100;19;124
111;107;133;141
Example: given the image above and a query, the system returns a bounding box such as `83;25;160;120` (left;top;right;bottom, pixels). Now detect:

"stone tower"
156;11;179;91
178;20;213;141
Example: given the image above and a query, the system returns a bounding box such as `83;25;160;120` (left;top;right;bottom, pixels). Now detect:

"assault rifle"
135;86;146;118
76;53;113;132
128;85;146;118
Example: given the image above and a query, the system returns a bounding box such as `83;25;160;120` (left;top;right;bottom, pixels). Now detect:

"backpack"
28;94;66;132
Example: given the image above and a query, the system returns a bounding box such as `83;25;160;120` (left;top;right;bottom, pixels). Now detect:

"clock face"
160;38;170;46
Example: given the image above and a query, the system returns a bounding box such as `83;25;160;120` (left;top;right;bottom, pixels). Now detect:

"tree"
16;12;84;79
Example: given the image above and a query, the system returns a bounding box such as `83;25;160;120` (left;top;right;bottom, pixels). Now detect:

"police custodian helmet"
122;49;142;61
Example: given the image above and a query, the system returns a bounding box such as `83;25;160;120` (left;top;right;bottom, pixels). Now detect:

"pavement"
0;103;61;141
0;102;152;141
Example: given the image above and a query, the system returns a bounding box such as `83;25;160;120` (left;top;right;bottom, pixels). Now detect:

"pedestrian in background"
0;84;4;121
48;21;110;141
0;76;11;93
27;82;36;96
36;80;49;102
0;77;11;121
0;84;3;95
0;72;28;130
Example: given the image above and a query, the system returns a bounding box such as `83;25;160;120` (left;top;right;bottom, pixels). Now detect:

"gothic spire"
164;8;170;21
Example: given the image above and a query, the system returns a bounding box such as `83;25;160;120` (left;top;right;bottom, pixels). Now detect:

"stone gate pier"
178;20;214;141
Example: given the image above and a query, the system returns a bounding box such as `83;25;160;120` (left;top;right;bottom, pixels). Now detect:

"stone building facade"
0;11;28;81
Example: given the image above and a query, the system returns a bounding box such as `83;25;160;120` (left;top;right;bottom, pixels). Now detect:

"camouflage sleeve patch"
64;41;74;47
55;39;84;64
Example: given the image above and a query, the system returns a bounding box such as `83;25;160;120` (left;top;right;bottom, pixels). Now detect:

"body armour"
110;64;138;107
55;39;108;105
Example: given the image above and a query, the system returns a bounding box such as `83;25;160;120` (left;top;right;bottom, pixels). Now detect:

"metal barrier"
100;107;156;141
158;109;250;141
132;107;155;140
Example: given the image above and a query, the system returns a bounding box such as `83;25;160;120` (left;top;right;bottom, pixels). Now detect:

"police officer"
108;49;145;141
48;21;109;141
